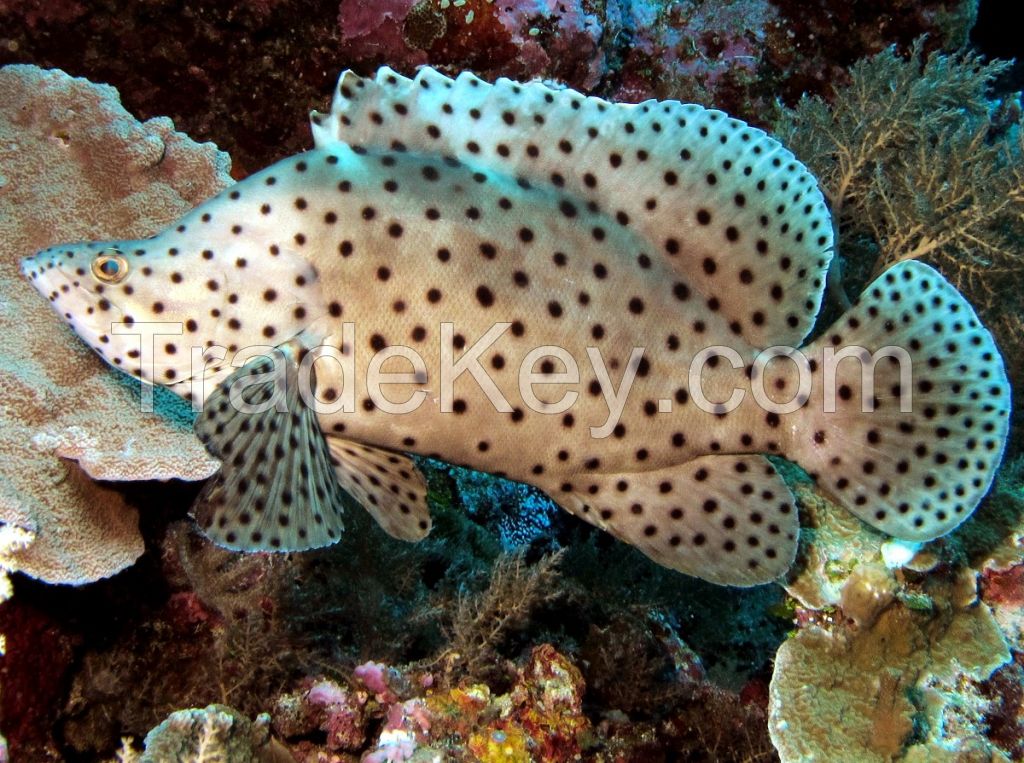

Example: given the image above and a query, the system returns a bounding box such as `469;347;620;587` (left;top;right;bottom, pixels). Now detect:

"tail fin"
792;260;1010;541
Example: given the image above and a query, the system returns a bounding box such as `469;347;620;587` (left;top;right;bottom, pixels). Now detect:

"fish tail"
789;260;1010;541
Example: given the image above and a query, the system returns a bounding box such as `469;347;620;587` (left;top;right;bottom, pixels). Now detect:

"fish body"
23;67;1010;585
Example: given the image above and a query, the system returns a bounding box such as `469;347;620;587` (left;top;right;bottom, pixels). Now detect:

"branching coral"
166;524;301;712
60;524;303;756
774;40;1024;311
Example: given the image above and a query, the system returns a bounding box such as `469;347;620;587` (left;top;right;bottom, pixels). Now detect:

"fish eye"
91;250;129;284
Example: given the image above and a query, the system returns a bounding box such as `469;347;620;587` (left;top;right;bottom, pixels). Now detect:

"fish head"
22;241;147;372
22;232;323;394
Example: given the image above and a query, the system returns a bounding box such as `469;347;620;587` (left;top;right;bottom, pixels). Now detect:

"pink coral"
353;661;389;695
363;699;432;762
338;0;426;69
350;648;589;759
493;0;605;88
164;592;216;631
337;0;605;87
354;660;403;702
0;0;87;29
982;565;1024;608
307;680;367;751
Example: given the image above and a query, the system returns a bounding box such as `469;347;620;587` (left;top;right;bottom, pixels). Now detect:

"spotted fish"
22;67;1010;586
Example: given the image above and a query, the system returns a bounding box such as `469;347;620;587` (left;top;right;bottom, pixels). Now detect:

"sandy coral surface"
0;65;225;585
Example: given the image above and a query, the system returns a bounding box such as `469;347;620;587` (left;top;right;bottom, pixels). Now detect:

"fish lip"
20;253;47;286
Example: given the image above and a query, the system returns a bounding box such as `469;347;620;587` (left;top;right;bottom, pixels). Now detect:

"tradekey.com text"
112;320;914;438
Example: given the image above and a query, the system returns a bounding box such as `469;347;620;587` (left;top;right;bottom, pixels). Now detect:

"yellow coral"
468;726;533;762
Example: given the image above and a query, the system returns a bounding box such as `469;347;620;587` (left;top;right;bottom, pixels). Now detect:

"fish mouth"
21;251;56;288
23;252;127;349
20;254;36;281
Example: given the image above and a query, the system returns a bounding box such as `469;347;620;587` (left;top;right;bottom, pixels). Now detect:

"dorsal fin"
311;66;834;348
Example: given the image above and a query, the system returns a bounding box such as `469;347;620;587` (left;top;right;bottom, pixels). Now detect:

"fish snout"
21;252;43;282
21;248;66;289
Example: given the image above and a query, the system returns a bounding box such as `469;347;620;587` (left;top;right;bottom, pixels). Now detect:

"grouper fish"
22;67;1010;586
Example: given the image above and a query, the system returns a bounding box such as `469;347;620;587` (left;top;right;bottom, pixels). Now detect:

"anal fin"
326;438;431;542
555;455;799;586
193;344;347;552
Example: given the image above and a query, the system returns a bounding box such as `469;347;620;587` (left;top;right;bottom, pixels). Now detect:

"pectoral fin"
192;346;347;551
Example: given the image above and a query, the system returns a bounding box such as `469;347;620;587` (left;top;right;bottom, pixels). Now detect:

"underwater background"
0;0;1023;760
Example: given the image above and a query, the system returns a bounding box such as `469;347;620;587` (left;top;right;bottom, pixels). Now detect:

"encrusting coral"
136;704;292;763
0;65;226;584
0;0;978;174
335;0;977;126
770;462;1024;760
769;569;1011;762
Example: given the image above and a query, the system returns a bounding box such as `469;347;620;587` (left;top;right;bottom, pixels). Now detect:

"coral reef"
335;0;978;121
0;65;225;585
768;458;1024;761
0;9;1021;763
272;678;368;752
0;0;978;177
138;704;292;763
264;644;774;761
118;650;579;761
949;456;1024;573
0;594;78;760
4;495;785;760
769;569;1010;762
441;549;566;680
56;522;300;758
763;51;1024;758
0;0;344;177
980;653;1024;761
